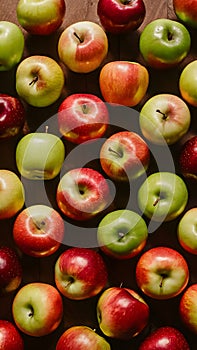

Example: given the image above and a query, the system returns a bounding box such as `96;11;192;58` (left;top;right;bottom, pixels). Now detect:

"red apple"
58;93;109;144
55;247;108;300
97;0;146;34
0;320;24;350
179;284;197;334
99;61;149;107
97;286;150;340
100;131;150;181
139;326;190;350
13;205;65;258
0;246;22;294
179;135;197;180
173;0;197;29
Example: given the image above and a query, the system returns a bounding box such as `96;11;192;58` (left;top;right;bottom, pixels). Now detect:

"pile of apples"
1;0;197;349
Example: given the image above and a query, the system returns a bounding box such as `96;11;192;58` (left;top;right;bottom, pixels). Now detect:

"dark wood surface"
1;0;197;349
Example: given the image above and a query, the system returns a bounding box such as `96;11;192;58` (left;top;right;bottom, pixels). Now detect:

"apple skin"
16;132;65;180
58;21;108;73
13;205;65;257
139;18;191;69
16;55;65;107
99;61;149;107
0;169;25;220
179;284;197;334
138;326;190;350
58;93;109;144
139;94;191;145
100;131;150;181
179;60;197;107
137;172;188;222
97;286;150;340
179;136;197;179
17;0;66;35
97;0;146;34
177;208;197;254
0;21;24;71
97;209;148;259
0;246;22;294
0;320;24;350
12;282;63;337
56;325;111;350
56;167;111;221
136;246;189;300
173;0;197;29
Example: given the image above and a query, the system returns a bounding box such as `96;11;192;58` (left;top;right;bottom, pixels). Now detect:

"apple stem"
73;32;83;43
156;109;168;120
118;232;126;240
159;274;167;288
120;282;123;288
153;197;160;206
45;125;48;133
82;104;88;114
29;76;38;86
28;306;34;318
108;147;123;158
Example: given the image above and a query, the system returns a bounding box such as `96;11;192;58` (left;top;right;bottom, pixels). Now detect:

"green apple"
177;208;197;254
97;209;148;259
138;172;188;222
139;18;191;69
16;55;65;107
179;60;197;107
16;132;65;180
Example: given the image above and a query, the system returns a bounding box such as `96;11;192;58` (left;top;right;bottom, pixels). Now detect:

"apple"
138;326;190;350
99;61;149;107
58;93;109;144
12;282;63;337
0;320;24;350
17;0;66;35
56;325;111;350
97;209;148;259
16;55;65;107
179;60;197;107
0;169;25;220
13;204;65;257
179;284;197;334
137;172;188;222
97;0;146;34
56;167;111;221
16;131;65;180
139;18;191;69
136;246;189;300
58;21;108;73
54;247;108;300
0;21;24;71
97;286;149;339
179;136;197;179
173;0;197;29
100;130;150;181
0;246;22;294
139;94;191;145
177;208;197;254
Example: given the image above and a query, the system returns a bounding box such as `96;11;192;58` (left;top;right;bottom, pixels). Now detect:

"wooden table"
1;1;197;349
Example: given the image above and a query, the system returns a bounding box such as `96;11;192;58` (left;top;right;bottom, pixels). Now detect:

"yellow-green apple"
97;0;146;34
17;0;66;35
179;136;197;179
138;326;190;350
100;131;150;181
99;61;149;106
13;205;65;257
0;93;26;139
16;55;65;107
58;21;108;73
56;167;110;221
0;21;24;71
139;94;191;145
0;320;24;350
177;208;197;254
136;246;189;300
173;0;197;29
179;60;197;107
139;19;191;69
54;247;108;300
179;284;197;334
137;172;188;222
97;209;148;259
0;169;25;220
56;326;111;350
97;286;150;339
16;132;65;180
12;282;63;337
0;246;22;294
58;93;109;144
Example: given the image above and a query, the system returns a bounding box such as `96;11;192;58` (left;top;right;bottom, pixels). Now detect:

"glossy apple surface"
179;284;197;334
179;60;197;107
173;0;197;28
99;61;149;106
177;208;197;254
136;246;189;299
179;135;197;179
0;246;22;294
0;320;24;350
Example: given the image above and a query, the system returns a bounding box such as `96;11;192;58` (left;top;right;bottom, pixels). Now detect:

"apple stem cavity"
29;76;38;86
122;0;131;4
28;306;34;318
73;31;83;43
82;104;88;114
159;273;168;288
108;147;123;158
156;109;168;120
